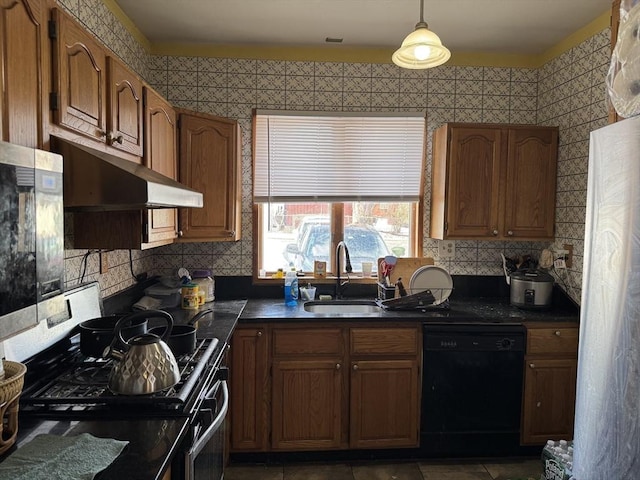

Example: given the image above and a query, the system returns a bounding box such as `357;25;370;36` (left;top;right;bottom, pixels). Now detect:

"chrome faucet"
335;241;352;299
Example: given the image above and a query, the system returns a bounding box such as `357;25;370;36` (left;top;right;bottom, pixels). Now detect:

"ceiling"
114;0;611;56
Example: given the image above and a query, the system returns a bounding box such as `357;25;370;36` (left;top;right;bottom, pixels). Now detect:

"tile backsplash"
60;0;610;305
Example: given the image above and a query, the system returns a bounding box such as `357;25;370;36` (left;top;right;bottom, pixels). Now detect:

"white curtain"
574;116;640;478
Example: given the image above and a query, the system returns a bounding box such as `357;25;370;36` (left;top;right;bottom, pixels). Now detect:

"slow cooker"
510;270;554;309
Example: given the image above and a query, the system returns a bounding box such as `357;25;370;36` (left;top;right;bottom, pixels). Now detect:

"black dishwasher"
421;324;526;457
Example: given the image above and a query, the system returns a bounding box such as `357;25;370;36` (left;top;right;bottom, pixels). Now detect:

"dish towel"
0;433;128;480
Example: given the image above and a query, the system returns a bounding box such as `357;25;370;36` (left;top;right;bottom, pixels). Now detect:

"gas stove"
19;334;220;418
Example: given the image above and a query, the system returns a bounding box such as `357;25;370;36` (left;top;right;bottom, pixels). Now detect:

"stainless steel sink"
303;300;382;314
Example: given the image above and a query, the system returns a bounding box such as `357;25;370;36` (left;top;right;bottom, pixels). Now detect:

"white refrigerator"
573;115;640;478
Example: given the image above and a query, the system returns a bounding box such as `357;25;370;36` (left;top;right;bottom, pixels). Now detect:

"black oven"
177;369;228;480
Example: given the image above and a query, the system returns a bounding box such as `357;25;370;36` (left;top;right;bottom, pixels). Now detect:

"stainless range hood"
52;136;203;211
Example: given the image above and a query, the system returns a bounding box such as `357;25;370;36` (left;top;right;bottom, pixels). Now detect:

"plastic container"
300;285;316;301
144;284;181;309
284;271;298;306
192;269;215;303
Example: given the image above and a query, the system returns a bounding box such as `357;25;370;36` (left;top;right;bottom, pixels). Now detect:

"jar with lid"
191;269;215;303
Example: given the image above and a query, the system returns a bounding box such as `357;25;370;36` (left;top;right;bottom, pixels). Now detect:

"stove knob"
216;366;229;381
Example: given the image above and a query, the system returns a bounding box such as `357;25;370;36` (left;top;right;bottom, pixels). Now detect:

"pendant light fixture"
392;0;450;69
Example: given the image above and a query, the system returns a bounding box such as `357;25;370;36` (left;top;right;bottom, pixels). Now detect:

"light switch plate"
439;240;456;258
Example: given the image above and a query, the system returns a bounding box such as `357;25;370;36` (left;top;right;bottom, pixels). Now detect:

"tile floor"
226;457;542;480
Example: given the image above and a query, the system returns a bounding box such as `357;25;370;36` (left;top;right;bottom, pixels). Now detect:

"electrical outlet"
100;251;109;274
563;243;573;268
439;240;456;258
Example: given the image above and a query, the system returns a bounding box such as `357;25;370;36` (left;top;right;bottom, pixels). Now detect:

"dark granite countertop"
240;296;579;325
10;300;247;480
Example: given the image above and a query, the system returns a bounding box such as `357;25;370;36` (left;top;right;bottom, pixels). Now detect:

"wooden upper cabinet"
107;56;143;157
503;128;558;239
0;0;48;148
430;123;558;241
51;8;107;142
177;111;242;241
144;86;178;246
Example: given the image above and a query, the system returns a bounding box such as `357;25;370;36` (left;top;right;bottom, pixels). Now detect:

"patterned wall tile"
63;0;609;305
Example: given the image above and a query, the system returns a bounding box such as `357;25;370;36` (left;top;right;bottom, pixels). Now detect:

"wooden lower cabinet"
272;359;344;450
229;322;421;453
349;359;419;449
521;324;578;445
229;326;269;451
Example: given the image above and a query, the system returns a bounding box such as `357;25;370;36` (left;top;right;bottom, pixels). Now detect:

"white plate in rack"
409;265;453;305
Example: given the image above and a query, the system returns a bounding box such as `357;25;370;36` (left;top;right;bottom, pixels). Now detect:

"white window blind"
253;110;425;203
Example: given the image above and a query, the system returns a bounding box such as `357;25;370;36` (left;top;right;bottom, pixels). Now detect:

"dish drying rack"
376;284;453;311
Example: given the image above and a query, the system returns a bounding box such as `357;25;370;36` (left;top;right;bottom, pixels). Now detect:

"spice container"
191;269;215;303
181;283;200;310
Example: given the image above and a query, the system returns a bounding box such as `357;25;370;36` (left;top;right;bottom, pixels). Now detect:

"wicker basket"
0;360;27;455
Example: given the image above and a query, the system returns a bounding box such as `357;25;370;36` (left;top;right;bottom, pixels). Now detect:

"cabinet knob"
177;230;184;237
529;363;535;369
97;129;107;138
555;330;561;336
108;133;124;144
492;229;499;236
336;363;341;370
536;401;541;408
352;364;359;371
256;331;263;337
507;230;514;236
228;231;235;237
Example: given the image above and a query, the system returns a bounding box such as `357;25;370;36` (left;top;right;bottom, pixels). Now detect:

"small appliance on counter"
509;269;554;309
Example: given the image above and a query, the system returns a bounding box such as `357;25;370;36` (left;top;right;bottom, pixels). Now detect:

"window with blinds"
252;110;426;277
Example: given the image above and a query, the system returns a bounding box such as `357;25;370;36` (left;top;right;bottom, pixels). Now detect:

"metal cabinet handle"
336;363;341;370
97;129;107;138
529;363;535;369
555;330;561;336
256;331;263;337
352;364;359;371
536;401;541;407
507;230;514;236
492;229;499;236
177;230;184;237
228;231;235;237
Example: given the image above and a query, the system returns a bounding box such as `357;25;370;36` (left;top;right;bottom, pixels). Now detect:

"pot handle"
188;309;213;326
115;310;174;345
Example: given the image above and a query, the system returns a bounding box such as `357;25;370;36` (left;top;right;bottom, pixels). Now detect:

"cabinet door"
445;126;503;238
144;87;177;245
271;359;343;450
0;0;47;148
107;56;143;157
521;357;577;445
230;327;269;451
51;8;107;141
503;128;558;239
178;113;241;241
350;359;419;449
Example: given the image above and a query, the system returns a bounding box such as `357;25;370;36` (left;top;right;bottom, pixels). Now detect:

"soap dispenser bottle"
284;270;299;306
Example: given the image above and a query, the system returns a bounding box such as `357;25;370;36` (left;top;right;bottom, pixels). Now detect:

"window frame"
251;109;426;284
252;202;423;284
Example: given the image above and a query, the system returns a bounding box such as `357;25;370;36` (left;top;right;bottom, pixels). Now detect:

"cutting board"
377;257;434;293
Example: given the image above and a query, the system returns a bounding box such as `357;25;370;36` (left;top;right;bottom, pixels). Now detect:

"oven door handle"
186;380;228;469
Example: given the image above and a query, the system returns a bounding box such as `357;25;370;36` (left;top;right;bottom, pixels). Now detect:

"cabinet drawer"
272;328;343;356
350;327;418;356
526;326;578;355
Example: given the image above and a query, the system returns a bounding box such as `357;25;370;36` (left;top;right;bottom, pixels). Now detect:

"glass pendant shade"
392;0;450;69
